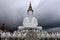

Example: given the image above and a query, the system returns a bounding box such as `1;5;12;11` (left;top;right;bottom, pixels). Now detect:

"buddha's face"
28;11;33;17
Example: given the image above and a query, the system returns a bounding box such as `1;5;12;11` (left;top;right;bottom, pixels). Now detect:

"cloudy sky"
0;0;60;32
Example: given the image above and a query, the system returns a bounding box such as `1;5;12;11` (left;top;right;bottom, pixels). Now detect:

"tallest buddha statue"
23;3;38;27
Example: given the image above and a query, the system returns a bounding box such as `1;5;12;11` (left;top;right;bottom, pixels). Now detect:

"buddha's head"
27;3;33;18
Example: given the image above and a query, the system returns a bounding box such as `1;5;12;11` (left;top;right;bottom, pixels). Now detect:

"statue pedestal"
18;26;42;30
25;30;38;40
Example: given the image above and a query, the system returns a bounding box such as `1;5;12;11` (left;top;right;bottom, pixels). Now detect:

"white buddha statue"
23;3;38;27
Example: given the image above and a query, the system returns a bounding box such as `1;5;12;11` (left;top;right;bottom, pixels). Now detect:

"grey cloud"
35;0;60;24
0;0;60;30
0;0;27;26
0;0;40;28
46;27;60;33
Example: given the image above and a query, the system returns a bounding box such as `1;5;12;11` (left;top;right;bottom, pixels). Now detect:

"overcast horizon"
0;0;60;32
